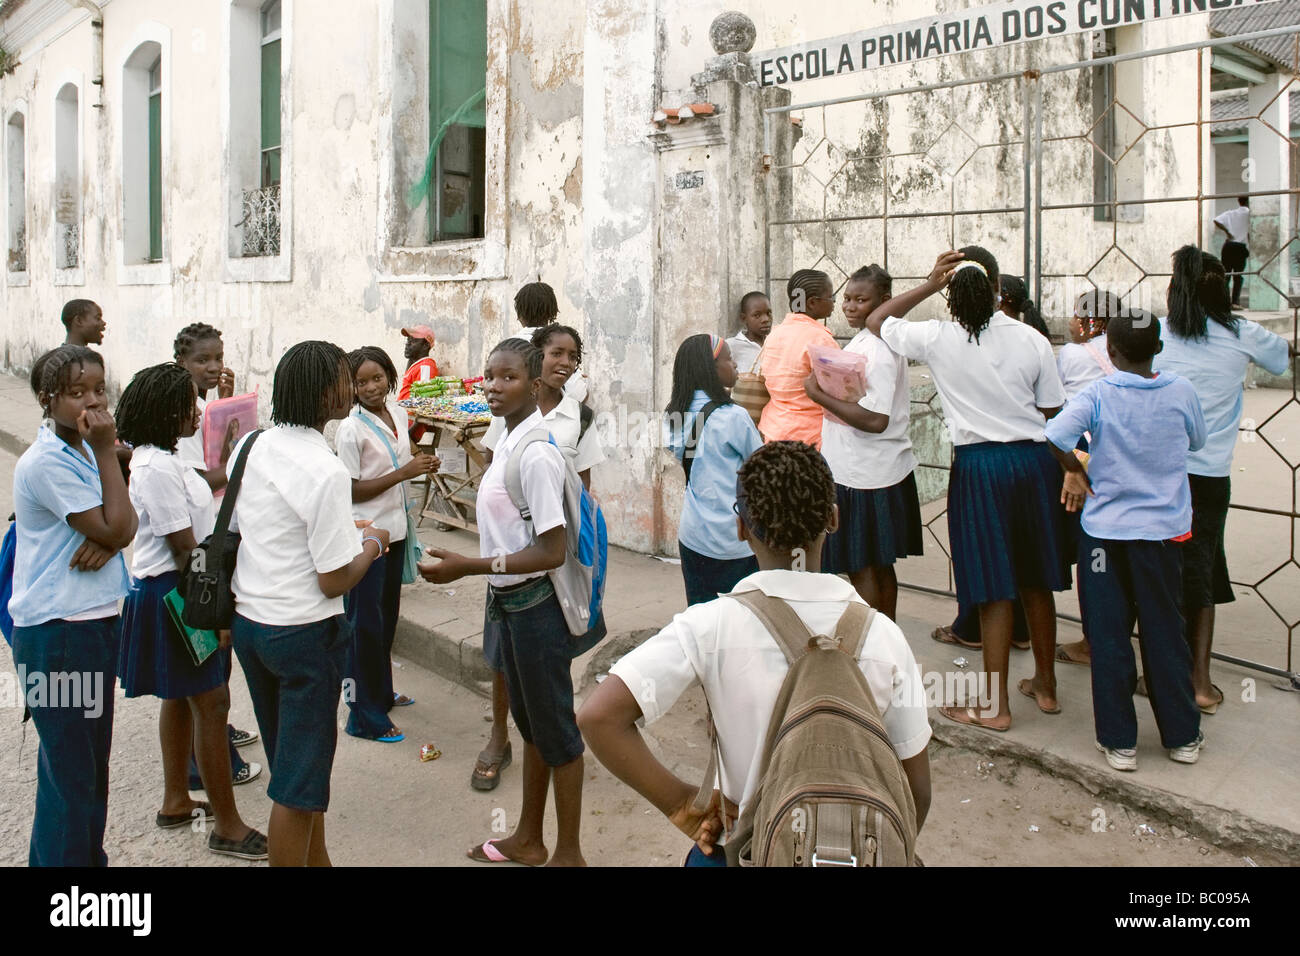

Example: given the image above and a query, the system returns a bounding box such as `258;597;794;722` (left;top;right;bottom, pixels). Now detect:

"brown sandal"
931;625;981;649
470;741;512;792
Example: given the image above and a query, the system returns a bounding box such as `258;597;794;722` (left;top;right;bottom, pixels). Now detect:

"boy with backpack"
578;441;931;866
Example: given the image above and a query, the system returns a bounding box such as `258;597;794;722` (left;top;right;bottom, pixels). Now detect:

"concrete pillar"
581;0;659;553
1246;75;1291;310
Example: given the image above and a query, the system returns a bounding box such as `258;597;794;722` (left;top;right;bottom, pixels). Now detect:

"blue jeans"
678;541;758;607
232;614;350;812
12;617;119;867
344;546;404;738
1080;533;1200;750
488;577;584;767
684;844;727;867
187;647;247;789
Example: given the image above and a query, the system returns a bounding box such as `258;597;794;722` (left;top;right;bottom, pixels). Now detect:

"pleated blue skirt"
948;440;1069;606
822;472;924;575
118;570;226;700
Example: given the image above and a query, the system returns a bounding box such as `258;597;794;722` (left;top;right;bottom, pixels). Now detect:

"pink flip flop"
469;839;512;864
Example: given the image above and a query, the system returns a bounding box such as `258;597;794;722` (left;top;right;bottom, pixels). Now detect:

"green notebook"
163;588;220;667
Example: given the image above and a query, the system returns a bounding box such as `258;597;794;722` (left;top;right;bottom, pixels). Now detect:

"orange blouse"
758;313;838;449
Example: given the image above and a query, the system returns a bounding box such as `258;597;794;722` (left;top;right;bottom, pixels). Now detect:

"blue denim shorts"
488;577;584;767
231;613;350;812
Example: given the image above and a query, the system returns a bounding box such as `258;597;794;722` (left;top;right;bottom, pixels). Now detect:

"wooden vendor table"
415;413;490;535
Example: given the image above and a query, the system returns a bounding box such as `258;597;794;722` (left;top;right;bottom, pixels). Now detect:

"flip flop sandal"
1055;646;1090;666
1018;678;1062;714
467;839;532;865
1199;683;1224;716
376;729;406;743
156;801;214;830
392;693;416;707
938;705;1009;733
1011;639;1031;651
470;742;512;792
931;625;981;650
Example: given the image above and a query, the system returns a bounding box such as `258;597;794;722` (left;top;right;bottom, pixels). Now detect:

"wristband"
362;534;385;554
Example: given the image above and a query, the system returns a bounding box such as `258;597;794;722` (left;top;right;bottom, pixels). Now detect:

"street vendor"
400;325;440;441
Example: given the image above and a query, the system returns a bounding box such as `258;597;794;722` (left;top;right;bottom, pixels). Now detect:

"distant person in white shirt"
579;440;932;865
725;291;773;375
1213;197;1250;307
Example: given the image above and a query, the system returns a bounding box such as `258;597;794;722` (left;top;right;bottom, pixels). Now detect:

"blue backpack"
504;430;608;656
1;517;16;647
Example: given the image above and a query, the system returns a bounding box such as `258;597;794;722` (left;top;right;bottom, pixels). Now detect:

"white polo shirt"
483;394;604;474
334;400;412;543
1214;205;1250;244
129;445;216;579
176;394;207;471
819;328;917;490
476;409;566;588
609;570;932;820
229;426;363;625
1057;334;1114;401
726;331;764;375
880;313;1065;446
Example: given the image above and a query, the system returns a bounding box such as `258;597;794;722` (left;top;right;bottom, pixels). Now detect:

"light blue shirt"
666;392;762;560
9;426;130;627
1045;372;1206;542
1152;318;1289;477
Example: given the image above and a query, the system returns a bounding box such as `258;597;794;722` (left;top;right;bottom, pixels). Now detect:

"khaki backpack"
694;591;918;867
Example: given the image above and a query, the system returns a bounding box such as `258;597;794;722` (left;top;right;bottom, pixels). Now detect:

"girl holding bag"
335;346;440;742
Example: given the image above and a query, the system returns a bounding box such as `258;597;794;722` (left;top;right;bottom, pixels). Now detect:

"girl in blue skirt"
115;363;267;860
805;264;922;620
866;248;1070;731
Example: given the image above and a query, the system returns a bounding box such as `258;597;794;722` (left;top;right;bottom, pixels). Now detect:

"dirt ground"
0;642;1282;867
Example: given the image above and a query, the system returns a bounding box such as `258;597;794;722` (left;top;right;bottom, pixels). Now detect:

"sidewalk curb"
931;721;1299;857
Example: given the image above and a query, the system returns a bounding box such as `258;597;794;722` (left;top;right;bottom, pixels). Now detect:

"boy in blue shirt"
1045;310;1207;772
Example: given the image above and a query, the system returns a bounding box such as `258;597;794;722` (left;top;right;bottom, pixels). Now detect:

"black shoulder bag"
681;402;721;484
180;430;263;630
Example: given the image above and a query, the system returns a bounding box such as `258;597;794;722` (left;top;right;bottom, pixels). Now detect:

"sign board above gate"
753;0;1283;86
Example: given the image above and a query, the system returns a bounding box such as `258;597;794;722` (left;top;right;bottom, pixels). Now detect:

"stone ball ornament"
709;11;757;55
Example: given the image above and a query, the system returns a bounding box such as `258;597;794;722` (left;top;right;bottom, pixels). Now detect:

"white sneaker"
1096;741;1138;771
1168;733;1205;764
232;761;263;786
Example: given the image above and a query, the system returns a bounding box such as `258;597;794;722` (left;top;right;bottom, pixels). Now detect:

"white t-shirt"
176;394;207;470
129;445;217;579
1057;334;1114;401
483;395;604;474
1214;205;1250;244
476;409;567;588
880;313;1066;445
609;570;932;820
726;332;764;375
819;328;917;490
229;426;364;625
334;400;412;543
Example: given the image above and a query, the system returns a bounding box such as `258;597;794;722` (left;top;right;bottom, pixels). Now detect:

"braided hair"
489;337;543;379
346;346;398;399
30;345;104;416
114;363;196;453
514;282;559;328
736;441;835;554
665;333;732;421
1167;244;1239;341
1075;289;1124;339
850;263;892;296
531;323;584;365
788;269;831;313
947;245;1000;342
999;275;1049;339
272;340;350;428
173;322;224;361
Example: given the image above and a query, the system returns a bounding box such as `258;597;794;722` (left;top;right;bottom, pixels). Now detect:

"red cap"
401;325;435;345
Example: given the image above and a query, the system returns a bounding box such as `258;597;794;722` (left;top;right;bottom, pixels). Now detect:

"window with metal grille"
1092;30;1117;223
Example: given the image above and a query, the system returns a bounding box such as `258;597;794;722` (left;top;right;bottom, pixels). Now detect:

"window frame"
117;25;171;286
52;73;85;286
4;101;29;287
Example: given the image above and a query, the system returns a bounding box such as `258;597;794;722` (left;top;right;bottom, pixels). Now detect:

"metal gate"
761;25;1300;682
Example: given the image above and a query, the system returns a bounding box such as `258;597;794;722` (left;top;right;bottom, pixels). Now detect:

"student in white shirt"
725;291;773;375
866;248;1069;733
473;325;605;793
1213;197;1250;306
419;338;586;866
335;346;440;742
11;346;134;866
114;363;267;861
1057;290;1122;402
578;441;932;865
171;322;260;784
229;341;391;867
509;281;587;401
805;264;921;620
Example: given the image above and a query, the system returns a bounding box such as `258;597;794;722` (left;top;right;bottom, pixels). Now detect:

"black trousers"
1221;240;1248;305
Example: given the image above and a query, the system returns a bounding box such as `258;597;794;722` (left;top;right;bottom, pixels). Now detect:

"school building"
0;0;1296;554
